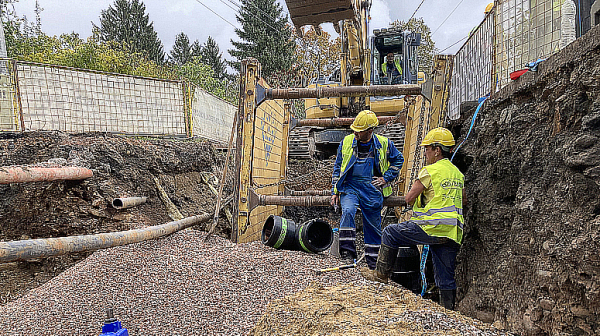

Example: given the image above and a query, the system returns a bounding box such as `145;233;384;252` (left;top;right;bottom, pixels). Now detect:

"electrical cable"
193;0;238;28
217;0;239;12
408;0;427;22
438;36;468;53
431;0;466;36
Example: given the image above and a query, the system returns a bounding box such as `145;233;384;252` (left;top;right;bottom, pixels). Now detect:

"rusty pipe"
296;115;406;128
285;189;331;196
248;189;405;211
0;166;93;184
0;214;211;263
266;85;421;99
112;197;148;209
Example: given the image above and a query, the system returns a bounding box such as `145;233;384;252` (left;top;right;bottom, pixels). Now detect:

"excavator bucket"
285;0;355;29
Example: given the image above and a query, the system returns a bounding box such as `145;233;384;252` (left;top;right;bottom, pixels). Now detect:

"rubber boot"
360;244;397;284
439;289;456;310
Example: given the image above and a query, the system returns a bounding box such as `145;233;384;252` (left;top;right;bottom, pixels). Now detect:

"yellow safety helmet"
351;110;379;132
484;3;494;15
420;127;455;147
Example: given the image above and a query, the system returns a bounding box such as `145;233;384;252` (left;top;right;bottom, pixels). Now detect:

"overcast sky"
11;0;492;60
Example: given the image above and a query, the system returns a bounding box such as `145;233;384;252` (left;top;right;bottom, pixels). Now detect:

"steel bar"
266;85;421;99
0;166;93;184
0;214;211;263
296;115;406;128
112;197;148;209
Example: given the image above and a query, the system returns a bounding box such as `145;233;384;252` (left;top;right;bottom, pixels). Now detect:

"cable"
431;0;466;36
408;0;427;22
438;36;467;53
217;0;239;12
193;0;238;28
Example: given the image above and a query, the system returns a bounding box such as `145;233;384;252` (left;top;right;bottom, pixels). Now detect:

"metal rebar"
266;85;421;99
0;166;93;184
0;214;211;263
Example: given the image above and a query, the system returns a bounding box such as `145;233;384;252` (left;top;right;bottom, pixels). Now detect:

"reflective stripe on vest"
335;134;393;197
411;159;465;244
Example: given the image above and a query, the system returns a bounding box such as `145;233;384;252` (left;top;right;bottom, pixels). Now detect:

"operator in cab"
361;127;466;311
381;52;402;84
330;110;404;270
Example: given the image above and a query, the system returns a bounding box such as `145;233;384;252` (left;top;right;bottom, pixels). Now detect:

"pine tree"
229;0;295;77
190;40;202;58
95;0;165;63
200;36;226;80
169;32;191;66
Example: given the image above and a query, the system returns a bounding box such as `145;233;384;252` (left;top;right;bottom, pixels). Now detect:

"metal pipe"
286;190;331;196
248;189;405;211
0;214;211;263
266;85;421;99
111;197;147;209
296;115;406;127
0;166;93;184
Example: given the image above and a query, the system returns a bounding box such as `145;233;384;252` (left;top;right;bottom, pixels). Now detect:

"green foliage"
391;18;438;74
95;0;165;63
169;32;192;66
293;27;341;86
229;0;295;78
175;57;238;104
200;36;227;80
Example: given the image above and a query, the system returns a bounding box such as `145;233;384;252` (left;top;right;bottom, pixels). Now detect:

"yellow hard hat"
351;110;379;132
420;127;455;147
484;3;494;14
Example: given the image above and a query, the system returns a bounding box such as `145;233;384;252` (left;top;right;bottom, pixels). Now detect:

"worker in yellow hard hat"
331;110;404;270
484;3;494;15
361;127;466;311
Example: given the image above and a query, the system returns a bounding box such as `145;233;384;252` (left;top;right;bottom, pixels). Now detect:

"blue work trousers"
338;183;383;270
382;221;460;290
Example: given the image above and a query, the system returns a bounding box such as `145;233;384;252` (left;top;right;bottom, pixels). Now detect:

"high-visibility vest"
335;134;393;197
411;159;465;244
381;59;402;76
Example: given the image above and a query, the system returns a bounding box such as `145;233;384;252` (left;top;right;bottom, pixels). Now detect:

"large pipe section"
0;214;211;263
266;84;421;100
112;197;148;209
296;115;406;128
0;166;93;184
286;189;331;196
249;189;405;211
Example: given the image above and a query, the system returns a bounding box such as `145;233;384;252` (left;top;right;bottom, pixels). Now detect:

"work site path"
0;228;367;335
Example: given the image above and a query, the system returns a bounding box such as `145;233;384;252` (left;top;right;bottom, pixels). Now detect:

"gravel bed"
0;229;367;335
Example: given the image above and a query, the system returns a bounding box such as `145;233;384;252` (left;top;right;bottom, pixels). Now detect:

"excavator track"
377;123;405;151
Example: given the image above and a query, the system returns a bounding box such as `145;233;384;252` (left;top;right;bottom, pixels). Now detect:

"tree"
390;18;437;74
95;0;165;63
169;32;192;66
229;0;295;78
293;27;341;86
200;36;227;80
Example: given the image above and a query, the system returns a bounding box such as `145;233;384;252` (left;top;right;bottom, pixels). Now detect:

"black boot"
439;289;456;310
361;244;397;283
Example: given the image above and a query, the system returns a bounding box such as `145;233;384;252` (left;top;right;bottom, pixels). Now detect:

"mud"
449;28;600;335
0;131;232;305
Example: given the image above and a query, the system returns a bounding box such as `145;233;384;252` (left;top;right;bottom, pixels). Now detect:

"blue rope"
419;244;429;296
451;95;488;162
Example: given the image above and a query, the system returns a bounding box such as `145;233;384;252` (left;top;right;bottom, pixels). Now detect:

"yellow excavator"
285;0;425;159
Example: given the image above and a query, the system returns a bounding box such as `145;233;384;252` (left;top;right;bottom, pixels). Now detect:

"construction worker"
361;127;465;311
381;52;402;84
330;110;404;270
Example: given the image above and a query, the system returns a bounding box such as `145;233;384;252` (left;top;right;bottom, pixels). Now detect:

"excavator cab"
371;29;421;85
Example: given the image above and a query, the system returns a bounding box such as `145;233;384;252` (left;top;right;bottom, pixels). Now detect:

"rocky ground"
448;26;600;335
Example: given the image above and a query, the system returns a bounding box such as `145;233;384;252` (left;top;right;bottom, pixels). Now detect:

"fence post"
12;60;24;132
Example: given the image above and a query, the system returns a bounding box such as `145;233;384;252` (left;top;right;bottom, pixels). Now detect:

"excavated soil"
449;29;600;335
0;131;233;305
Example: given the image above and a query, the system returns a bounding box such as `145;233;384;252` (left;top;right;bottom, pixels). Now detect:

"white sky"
11;0;493;60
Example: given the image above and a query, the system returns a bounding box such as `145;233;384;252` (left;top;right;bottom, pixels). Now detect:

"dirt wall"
452;25;600;335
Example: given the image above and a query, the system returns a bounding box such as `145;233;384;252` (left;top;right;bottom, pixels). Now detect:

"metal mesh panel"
190;85;236;143
17;62;187;136
494;0;564;89
0;60;19;131
448;11;494;120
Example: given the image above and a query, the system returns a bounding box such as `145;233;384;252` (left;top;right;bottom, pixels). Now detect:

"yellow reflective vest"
335;134;393;197
412;159;465;244
381;59;402;75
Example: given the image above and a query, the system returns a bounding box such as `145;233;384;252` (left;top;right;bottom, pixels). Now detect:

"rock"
539;298;555;311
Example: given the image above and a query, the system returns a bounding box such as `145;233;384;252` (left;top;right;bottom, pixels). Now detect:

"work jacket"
331;134;403;197
381;59;402;76
411;159;465;244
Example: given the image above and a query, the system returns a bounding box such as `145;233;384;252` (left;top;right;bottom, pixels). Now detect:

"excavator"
285;0;424;159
